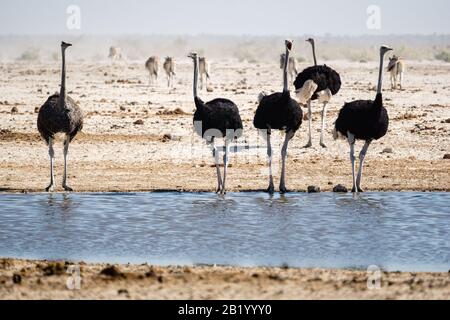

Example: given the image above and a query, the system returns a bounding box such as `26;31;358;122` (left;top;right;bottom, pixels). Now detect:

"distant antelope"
163;57;176;88
280;53;298;83
387;55;405;90
199;57;210;90
145;56;159;85
108;46;122;61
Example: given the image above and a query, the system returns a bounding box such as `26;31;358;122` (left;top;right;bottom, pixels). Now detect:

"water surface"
0;192;448;272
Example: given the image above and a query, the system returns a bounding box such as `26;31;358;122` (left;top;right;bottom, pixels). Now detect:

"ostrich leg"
221;139;230;195
62;136;73;191
266;129;274;194
348;133;358;193
304;100;312;148
280;131;295;194
356;140;371;193
210;138;223;193
45;137;55;192
319;102;328;148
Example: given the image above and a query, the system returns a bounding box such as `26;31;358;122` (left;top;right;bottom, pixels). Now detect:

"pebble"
307;186;321;193
333;184;348;193
100;265;123;278
382;147;394;154
12;274;22;284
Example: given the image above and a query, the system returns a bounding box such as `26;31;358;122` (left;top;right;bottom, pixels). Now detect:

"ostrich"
145;56;159;85
188;52;243;195
387;55;405;90
294;38;341;148
254;40;303;194
163;57;176;88
108;46;122;61
280;53;298;83
37;41;83;192
198;57;210;90
333;45;392;193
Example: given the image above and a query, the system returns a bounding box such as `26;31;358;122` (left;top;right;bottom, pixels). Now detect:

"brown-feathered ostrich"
188;52;243;195
333;45;392;193
37;42;83;192
254;40;303;194
294;38;341;148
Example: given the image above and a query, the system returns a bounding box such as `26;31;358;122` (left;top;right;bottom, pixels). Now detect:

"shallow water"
0;192;449;272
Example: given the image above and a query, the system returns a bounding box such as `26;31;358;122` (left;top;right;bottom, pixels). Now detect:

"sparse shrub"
17;49;40;61
435;51;450;62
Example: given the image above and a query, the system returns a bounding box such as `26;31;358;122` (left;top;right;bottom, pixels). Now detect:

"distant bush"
435;51;450;62
17;49;40;61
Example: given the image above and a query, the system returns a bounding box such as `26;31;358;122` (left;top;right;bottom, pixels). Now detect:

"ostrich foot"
45;184;54;192
279;185;287;194
303;141;312;148
63;185;73;192
320;142;327;148
266;184;275;194
351;187;364;193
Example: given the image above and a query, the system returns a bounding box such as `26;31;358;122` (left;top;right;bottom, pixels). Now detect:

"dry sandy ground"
0;59;449;192
0;258;449;300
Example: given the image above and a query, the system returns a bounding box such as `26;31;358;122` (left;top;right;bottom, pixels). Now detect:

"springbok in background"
145;56;159;85
163;57;176;88
108;46;122;62
199;57;210;90
387;55;405;90
280;53;298;83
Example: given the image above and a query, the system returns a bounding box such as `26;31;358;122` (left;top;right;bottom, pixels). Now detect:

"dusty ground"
0;59;449;192
0;258;449;300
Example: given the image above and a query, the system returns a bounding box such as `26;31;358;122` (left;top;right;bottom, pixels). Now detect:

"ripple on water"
0;192;448;271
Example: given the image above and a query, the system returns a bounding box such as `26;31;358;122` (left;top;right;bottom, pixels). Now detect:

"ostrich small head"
380;45;393;55
188;52;198;60
306;38;315;45
285;39;293;51
61;41;72;49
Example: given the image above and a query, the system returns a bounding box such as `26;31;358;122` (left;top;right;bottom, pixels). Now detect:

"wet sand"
0;59;449;193
0;258;449;300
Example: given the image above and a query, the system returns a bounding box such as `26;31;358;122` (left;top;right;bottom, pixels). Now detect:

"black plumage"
294;65;341;100
293;38;341;148
37;94;83;144
335;93;388;141
253;91;302;132
194;97;243;138
333;45;393;193
189;52;242;194
253;39;302;194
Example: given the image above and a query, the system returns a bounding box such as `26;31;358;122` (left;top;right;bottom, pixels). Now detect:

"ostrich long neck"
193;57;198;98
377;51;385;94
57;47;66;109
283;46;289;92
311;41;317;66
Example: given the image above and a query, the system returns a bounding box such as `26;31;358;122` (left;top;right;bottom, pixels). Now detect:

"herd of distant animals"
37;39;405;194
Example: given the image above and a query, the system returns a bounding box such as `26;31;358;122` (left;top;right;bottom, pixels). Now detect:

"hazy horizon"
1;0;449;36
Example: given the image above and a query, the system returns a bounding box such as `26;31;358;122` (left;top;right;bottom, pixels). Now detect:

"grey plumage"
37;94;83;144
37;41;83;192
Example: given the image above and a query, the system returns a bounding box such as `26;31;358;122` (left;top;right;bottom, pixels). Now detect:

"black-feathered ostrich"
188;52;243;195
333;45;392;193
254;40;303;194
294;38;341;148
37;42;83;192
